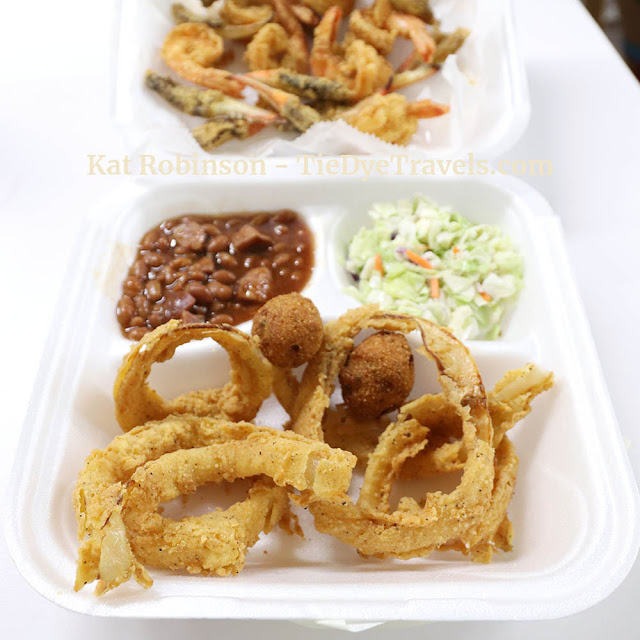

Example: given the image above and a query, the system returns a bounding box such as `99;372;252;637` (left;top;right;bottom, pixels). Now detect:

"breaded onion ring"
74;414;264;592
114;320;273;431
75;417;356;594
267;306;552;560
295;309;497;559
324;363;554;475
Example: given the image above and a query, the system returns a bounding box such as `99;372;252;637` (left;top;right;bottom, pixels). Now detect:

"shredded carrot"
480;291;492;302
374;253;384;273
452;245;460;255
430;278;440;299
405;249;433;270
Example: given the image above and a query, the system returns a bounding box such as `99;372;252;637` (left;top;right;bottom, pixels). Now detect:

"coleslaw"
344;197;524;340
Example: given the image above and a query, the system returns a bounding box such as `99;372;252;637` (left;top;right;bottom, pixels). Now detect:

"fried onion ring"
397;363;553;478
74;414;275;592
254;306;551;561
323;363;554;475
74;413;248;592
292;307;499;558
75;416;356;594
114;320;273;431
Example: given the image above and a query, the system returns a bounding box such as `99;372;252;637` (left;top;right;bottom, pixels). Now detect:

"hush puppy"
339;331;414;419
252;293;323;368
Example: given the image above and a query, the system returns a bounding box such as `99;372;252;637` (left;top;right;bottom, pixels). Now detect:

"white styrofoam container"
113;0;530;157
5;173;639;625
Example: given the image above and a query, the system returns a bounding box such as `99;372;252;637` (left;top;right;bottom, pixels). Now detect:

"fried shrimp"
339;331;414;419
161;23;244;97
388;12;436;62
300;0;356;16
386;61;439;91
310;6;344;78
171;2;274;39
311;8;393;100
339;39;394;98
245;23;303;72
397;26;469;76
143;0;458;149
252;293;324;368
220;0;273;25
335;93;449;145
346;6;397;56
272;0;310;73
344;0;435;63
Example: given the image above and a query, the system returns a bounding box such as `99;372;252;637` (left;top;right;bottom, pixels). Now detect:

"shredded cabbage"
345;197;524;340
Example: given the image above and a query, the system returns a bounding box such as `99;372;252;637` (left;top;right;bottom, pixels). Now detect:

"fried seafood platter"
74;292;553;595
137;0;477;151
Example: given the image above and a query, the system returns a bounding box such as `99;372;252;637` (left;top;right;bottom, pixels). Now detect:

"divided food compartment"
6;174;639;623
113;0;529;157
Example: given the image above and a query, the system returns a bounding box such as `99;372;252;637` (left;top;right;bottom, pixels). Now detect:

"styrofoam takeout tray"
113;0;530;157
5;173;639;625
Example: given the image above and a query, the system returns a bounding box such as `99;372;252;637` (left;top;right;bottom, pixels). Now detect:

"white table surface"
1;0;639;637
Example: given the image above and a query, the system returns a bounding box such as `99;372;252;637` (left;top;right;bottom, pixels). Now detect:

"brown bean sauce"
117;210;314;340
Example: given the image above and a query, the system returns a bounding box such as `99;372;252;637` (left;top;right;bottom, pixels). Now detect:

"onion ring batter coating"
285;305;491;442
114;320;273;431
436;437;519;561
292;309;552;561
285;306;387;440
322;405;391;468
